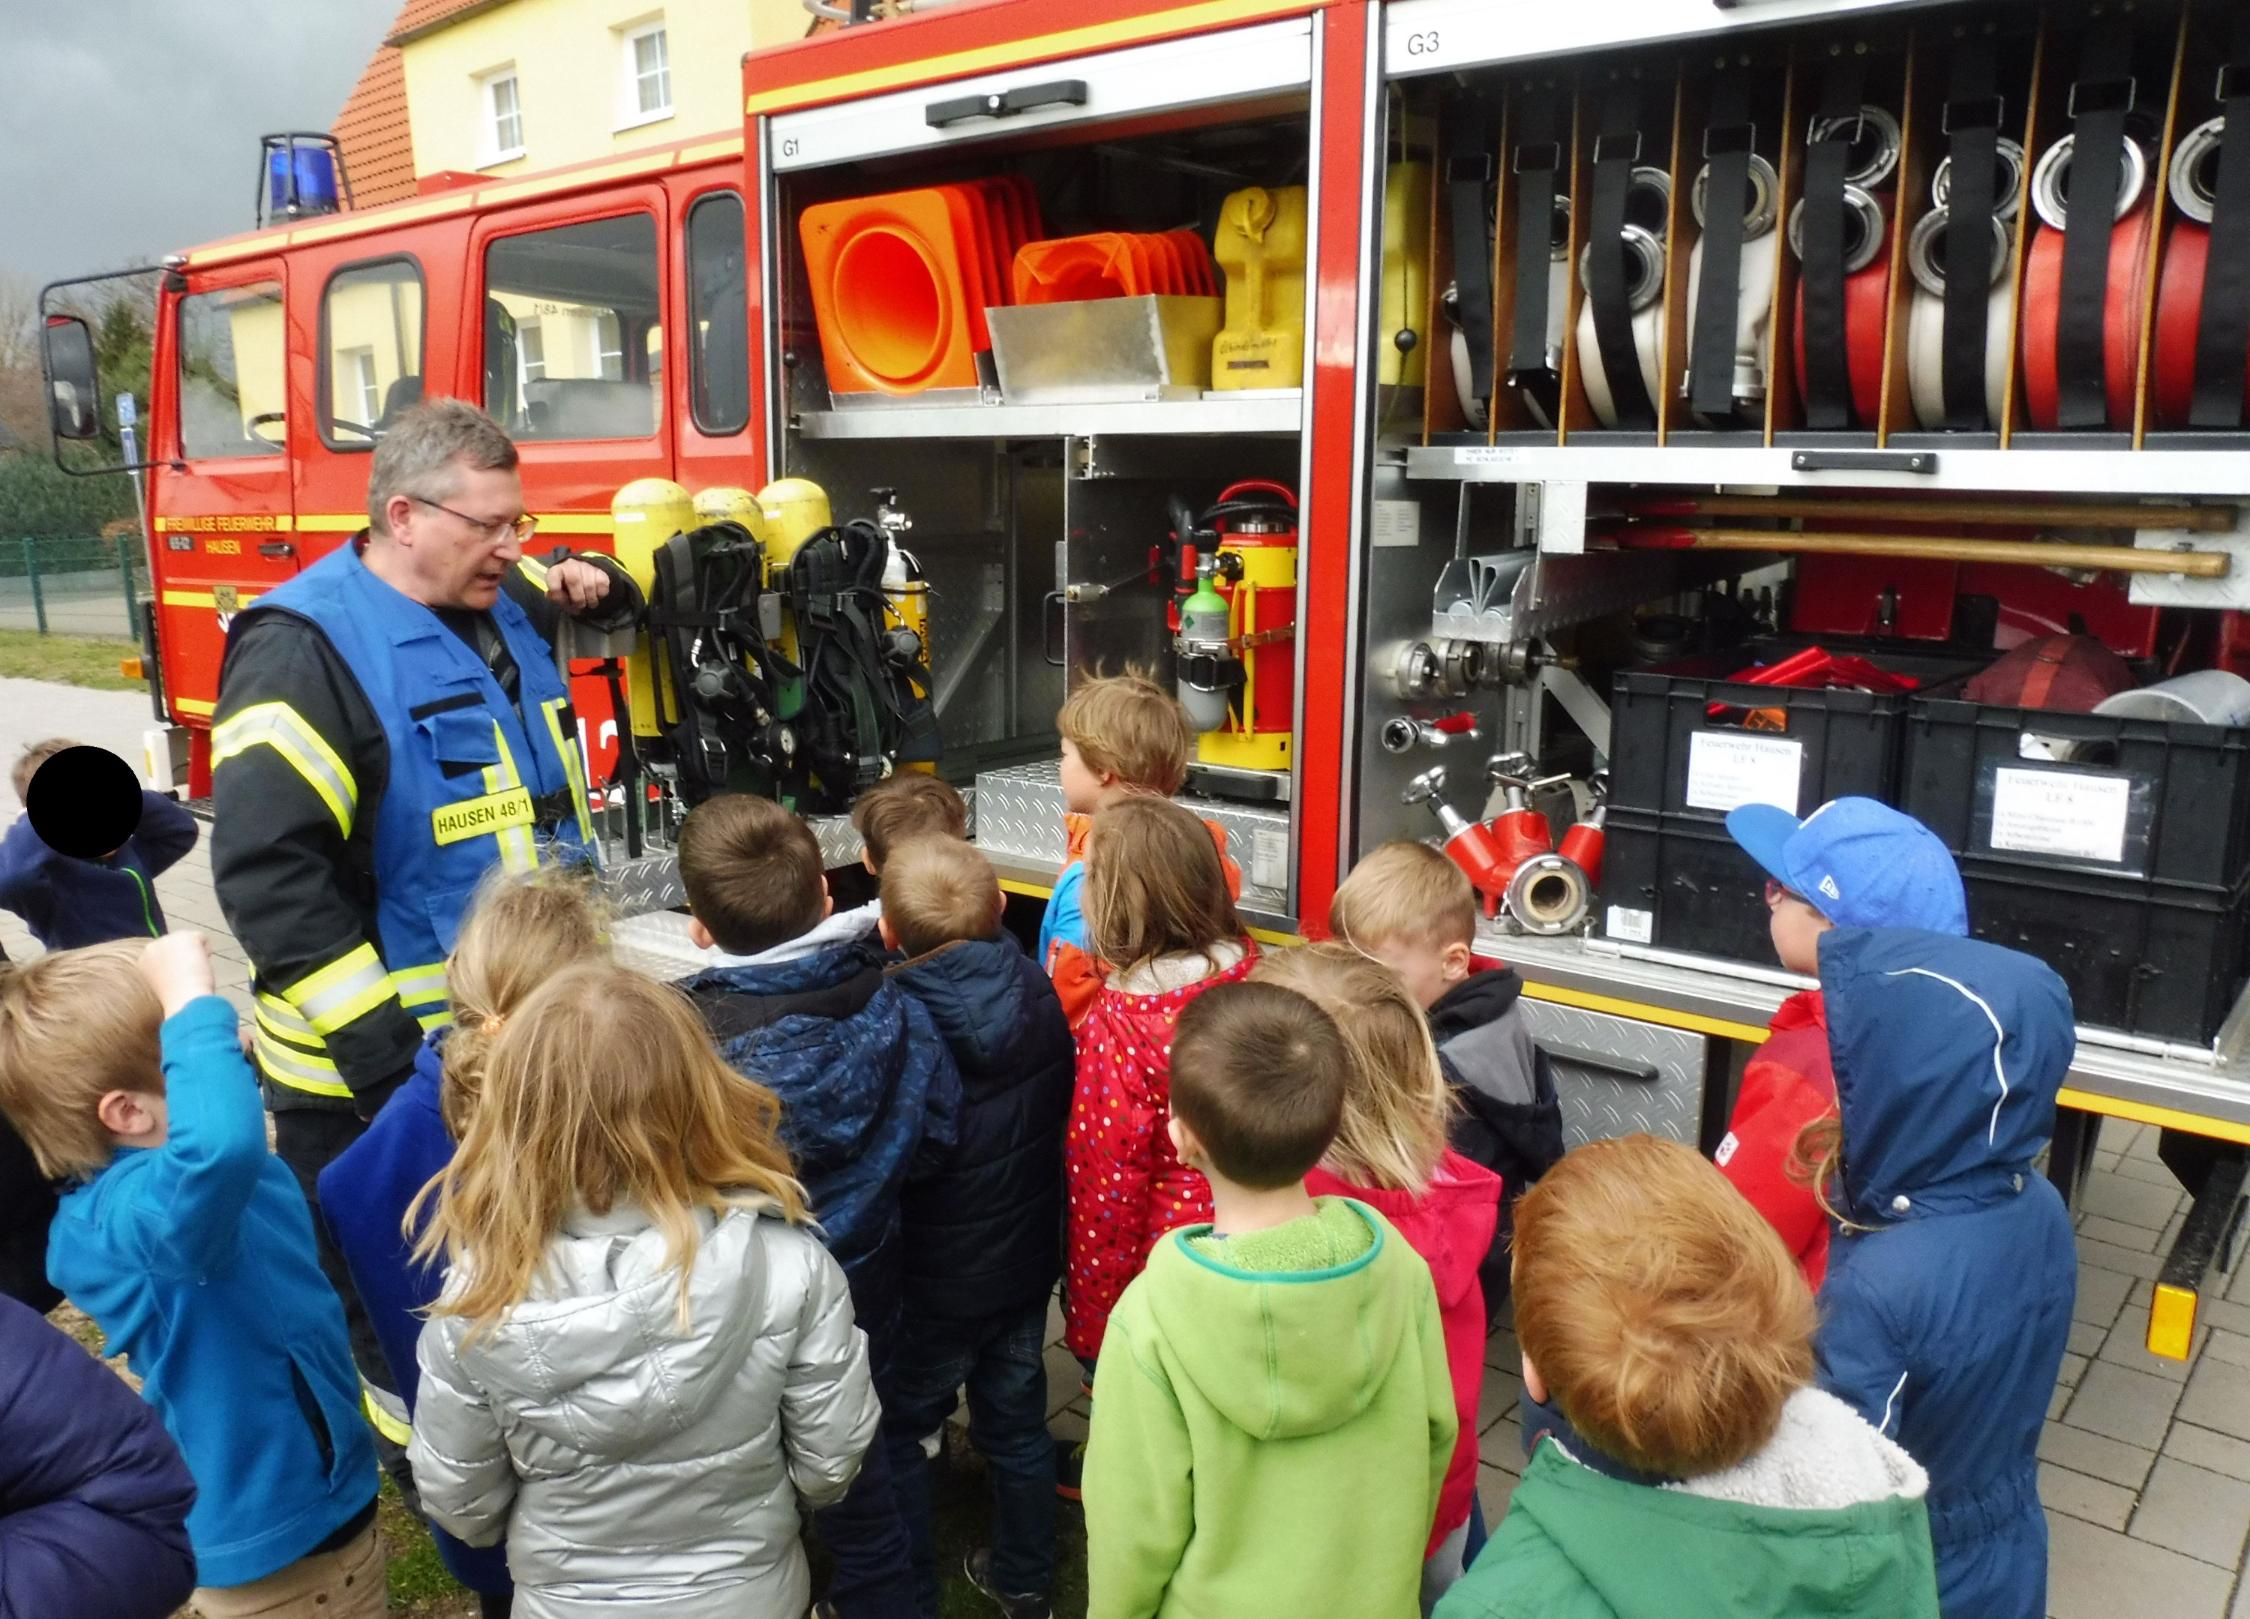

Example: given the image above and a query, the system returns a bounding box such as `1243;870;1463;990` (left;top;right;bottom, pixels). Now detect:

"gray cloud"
0;0;400;286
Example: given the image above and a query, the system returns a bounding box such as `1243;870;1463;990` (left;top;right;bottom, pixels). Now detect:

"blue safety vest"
234;543;595;1044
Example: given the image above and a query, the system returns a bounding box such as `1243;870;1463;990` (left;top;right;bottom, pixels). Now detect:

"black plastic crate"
1598;808;1769;963
1901;698;2250;893
1959;860;2250;1048
1609;641;1985;826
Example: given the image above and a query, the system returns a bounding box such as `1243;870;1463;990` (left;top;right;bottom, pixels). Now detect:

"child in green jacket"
1083;981;1457;1619
1436;1134;1942;1619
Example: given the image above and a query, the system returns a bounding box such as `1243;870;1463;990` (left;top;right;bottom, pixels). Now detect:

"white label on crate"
1607;905;1655;945
1250;828;1289;892
1989;767;2131;864
1372;499;1421;548
1685;732;1804;814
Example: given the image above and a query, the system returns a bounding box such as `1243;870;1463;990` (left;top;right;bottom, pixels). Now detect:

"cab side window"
177;281;285;460
320;259;425;449
483;214;661;441
686;190;749;435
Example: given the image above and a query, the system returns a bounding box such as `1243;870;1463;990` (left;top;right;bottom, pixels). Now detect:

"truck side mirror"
43;316;100;441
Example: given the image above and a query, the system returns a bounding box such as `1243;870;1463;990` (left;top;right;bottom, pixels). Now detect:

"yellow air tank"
692;484;766;538
610;478;696;738
755;478;833;663
1380;161;1433;387
1211;186;1309;391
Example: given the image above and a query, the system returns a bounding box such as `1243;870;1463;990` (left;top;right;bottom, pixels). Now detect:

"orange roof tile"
387;0;514;46
331;15;415;209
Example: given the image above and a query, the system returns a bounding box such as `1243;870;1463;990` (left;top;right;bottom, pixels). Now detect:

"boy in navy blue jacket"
0;739;198;949
878;835;1073;1619
0;932;381;1618
677;792;960;1619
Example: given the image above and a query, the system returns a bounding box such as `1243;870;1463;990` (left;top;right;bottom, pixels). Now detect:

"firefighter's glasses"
414;496;538;547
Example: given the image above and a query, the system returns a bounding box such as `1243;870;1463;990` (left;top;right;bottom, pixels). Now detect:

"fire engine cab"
39;0;2250;1358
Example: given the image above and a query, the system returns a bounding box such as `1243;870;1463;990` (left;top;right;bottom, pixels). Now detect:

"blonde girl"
1061;794;1259;1366
315;867;608;1610
1252;941;1504;1610
407;964;878;1619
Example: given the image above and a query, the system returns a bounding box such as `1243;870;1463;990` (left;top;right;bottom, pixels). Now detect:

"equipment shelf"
1403;444;2250;498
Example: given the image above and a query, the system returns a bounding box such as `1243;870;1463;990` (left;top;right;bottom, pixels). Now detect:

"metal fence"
0;537;146;638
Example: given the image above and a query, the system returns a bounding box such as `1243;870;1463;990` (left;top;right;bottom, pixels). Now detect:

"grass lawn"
0;629;145;690
54;1302;1093;1616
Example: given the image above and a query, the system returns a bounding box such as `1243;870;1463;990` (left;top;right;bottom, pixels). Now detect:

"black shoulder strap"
1800;51;1869;430
2055;12;2136;429
691;958;886;1040
1507;85;1565;419
1689;65;1757;421
1587;83;1657;428
2190;17;2250;428
1941;29;2002;429
1445;90;1499;411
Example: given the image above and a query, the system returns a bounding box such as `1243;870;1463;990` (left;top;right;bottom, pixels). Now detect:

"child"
1330;840;1562;1305
0;1291;198;1619
0;738;199;949
851;771;969;876
1806;927;2075;1619
408;963;881;1619
1254;942;1503;1611
317;868;609;1615
1039;671;1242;1026
1063;793;1259;1366
1083;980;1456;1619
1720;797;1969;1287
0;934;383;1618
676;791;957;1618
1437;1133;1940;1619
879;836;1074;1619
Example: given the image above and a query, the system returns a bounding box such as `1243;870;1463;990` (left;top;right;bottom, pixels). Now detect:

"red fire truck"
40;0;2250;1355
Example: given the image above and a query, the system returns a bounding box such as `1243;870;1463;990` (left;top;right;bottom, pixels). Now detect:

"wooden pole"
1626;495;2238;532
1622;526;2230;577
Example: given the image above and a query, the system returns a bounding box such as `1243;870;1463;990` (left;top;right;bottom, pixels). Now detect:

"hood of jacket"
890;934;1061;1089
1137;1200;1415;1441
1491;1388;1938;1618
1304;1153;1500;1316
446;1202;786;1457
1820;928;2075;1224
1429;964;1527;1038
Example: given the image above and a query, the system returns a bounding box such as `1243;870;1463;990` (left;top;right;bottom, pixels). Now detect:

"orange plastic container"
1013;234;1141;304
799;189;983;395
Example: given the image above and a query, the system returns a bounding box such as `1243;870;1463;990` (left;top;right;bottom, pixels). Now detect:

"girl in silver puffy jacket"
407;962;881;1619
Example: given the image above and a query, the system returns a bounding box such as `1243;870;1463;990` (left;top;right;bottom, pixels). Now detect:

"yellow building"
333;0;809;210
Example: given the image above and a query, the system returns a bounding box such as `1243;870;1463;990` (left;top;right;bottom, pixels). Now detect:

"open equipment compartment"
748;8;1361;925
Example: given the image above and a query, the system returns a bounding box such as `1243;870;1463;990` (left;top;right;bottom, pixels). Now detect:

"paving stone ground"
6;682;2250;1616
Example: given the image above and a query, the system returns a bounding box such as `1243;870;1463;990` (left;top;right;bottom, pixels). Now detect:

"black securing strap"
2055;13;2136;429
1941;32;2001;429
1508;87;1564;418
1800;53;1869;429
1689;67;1758;420
1446;90;1500;412
2190;15;2250;428
1587;84;1656;428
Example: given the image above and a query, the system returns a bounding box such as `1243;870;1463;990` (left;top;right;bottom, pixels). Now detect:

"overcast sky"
0;0;400;288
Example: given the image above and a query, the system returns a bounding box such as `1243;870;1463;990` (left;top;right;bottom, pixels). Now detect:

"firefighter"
209;398;638;1469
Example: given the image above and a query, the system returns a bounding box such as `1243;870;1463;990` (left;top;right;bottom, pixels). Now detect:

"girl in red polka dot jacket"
1062;796;1259;1365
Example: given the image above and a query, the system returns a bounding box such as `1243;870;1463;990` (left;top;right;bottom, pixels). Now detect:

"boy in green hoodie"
1083;981;1457;1619
1435;1134;1942;1619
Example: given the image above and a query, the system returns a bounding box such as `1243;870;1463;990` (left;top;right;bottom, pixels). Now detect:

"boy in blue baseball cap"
1713;798;1967;1287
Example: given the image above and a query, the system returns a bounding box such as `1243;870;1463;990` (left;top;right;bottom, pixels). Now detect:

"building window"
480;68;523;166
591;312;624;381
345;349;380;423
619;20;671;127
517;320;546;385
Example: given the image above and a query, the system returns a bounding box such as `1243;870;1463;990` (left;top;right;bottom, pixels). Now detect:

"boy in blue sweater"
0;739;198;949
0;932;381;1619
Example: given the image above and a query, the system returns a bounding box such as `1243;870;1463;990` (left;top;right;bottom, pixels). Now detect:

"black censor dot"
26;747;143;860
